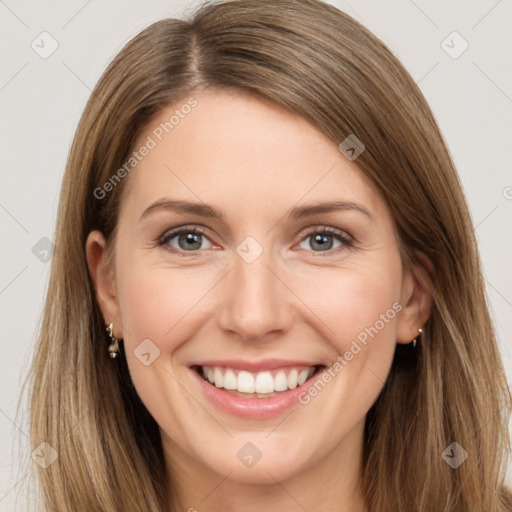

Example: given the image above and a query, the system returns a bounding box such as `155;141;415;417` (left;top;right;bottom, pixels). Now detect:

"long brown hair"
27;0;511;510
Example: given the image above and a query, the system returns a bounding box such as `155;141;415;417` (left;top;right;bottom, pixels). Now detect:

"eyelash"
156;224;354;257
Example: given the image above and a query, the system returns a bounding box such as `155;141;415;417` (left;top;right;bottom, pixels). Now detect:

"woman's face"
88;89;427;487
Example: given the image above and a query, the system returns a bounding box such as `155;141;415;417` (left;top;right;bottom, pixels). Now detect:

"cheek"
288;265;402;433
114;260;217;431
115;257;216;352
293;263;402;349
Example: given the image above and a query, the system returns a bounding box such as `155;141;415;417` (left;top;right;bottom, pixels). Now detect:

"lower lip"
189;366;323;419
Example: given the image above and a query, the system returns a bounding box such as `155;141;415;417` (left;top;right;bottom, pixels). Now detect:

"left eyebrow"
289;201;374;222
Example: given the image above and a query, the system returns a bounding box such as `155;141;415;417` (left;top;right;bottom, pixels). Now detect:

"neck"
163;419;368;512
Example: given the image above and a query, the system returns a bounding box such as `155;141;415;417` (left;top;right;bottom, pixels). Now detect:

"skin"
86;89;431;512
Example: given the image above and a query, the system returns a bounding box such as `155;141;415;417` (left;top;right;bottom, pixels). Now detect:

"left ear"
396;253;432;344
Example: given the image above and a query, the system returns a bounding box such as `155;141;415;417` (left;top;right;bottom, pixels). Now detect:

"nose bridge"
217;241;292;341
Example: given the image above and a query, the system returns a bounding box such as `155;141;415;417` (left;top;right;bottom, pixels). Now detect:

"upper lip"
191;359;324;372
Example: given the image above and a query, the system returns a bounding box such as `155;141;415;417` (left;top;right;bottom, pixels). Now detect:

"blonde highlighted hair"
27;0;511;510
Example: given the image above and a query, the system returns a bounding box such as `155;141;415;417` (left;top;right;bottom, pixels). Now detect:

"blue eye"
158;226;212;255
297;226;353;255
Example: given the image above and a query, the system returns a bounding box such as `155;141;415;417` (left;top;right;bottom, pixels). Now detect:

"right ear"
85;230;124;339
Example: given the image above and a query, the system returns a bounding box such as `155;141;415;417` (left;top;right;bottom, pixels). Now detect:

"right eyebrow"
140;199;224;222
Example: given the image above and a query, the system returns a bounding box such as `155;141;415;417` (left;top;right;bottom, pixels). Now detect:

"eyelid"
299;225;353;243
157;224;208;246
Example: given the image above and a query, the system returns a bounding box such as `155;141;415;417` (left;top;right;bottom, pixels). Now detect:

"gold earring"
412;327;423;348
106;323;120;358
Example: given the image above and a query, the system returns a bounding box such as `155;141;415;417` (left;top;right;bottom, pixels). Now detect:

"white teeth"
199;365;317;396
274;370;288;392
255;372;274;394
213;367;223;388
287;369;298;389
237;371;255;393
297;369;309;386
223;369;237;390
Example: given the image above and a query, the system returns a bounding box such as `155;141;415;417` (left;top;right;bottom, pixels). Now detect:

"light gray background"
1;0;511;509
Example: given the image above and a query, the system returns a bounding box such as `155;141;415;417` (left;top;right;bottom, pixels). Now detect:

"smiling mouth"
192;364;325;398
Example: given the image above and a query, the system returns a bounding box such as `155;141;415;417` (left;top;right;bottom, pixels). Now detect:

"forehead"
120;89;388;226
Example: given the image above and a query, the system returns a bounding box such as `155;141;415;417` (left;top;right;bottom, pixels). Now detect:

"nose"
216;249;294;342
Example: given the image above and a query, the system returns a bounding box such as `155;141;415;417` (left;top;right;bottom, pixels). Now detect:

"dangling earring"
106;323;120;358
412;327;423;348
